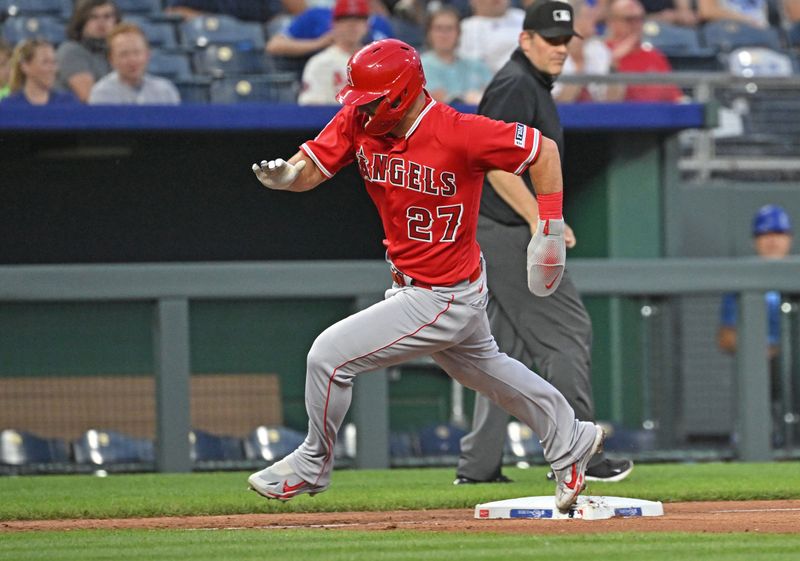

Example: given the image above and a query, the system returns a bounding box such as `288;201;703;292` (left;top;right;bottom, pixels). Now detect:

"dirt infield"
2;500;799;534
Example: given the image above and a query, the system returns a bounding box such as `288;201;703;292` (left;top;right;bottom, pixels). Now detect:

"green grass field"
1;462;799;560
3;531;800;561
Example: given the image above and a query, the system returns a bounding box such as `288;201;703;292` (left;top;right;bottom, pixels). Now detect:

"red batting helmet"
336;39;426;135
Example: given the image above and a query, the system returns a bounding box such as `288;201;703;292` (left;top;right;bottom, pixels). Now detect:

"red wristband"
537;191;563;220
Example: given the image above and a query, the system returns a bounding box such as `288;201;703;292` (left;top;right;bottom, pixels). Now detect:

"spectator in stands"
57;0;120;103
718;205;794;357
297;0;370;104
164;0;284;22
553;0;612;102
458;0;526;73
718;204;794;446
266;0;392;59
697;0;769;28
604;0;683;102
89;23;181;104
640;0;697;25
784;0;800;24
0;40;12;101
1;39;78;106
420;6;492;105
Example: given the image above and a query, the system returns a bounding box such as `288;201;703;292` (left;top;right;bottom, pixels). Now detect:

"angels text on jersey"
355;146;457;197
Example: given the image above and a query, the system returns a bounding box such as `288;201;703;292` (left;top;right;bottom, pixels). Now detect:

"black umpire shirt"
478;48;563;226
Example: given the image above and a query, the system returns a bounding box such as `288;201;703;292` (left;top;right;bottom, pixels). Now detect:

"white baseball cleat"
552;424;605;513
248;458;325;502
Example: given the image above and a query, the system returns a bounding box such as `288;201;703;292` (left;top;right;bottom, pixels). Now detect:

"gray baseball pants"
285;258;600;490
457;216;600;481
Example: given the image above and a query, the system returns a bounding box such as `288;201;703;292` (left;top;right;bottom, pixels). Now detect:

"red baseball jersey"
301;97;543;285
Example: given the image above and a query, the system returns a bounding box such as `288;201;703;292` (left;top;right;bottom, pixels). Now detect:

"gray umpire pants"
457;215;602;480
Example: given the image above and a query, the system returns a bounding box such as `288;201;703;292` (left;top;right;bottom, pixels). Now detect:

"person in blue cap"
718;204;794;445
718;204;793;356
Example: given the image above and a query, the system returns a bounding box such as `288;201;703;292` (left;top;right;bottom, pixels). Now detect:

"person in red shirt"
606;0;683;102
246;39;604;514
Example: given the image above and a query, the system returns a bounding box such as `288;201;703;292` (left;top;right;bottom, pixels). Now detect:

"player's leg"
496;269;595;421
431;311;603;511
455;294;529;483
496;268;633;479
478;218;629;479
431;310;599;472
250;285;469;499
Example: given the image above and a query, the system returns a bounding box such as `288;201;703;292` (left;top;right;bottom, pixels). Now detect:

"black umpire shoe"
453;474;514;485
546;458;634;483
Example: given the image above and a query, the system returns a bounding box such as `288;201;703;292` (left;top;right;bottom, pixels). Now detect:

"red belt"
391;262;482;290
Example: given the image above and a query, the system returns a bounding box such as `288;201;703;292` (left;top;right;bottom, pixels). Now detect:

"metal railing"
2;257;798;470
558;72;800;180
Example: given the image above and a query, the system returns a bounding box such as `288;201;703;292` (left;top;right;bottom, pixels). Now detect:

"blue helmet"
752;205;792;237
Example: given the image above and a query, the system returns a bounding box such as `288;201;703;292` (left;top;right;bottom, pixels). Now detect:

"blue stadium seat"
114;0;162;16
642;20;710;55
193;45;270;77
180;15;266;50
701;20;782;52
666;52;724;72
174;78;212;103
264;14;288;39
417;423;466;456
243;425;305;462
787;21;800;48
443;0;472;18
72;429;155;465
602;425;657;453
265;53;308;81
124;15;178;49
209;74;299;103
728;47;793;77
148;49;192;81
639;20;722;70
190;429;244;461
389;431;418;459
1;0;71;18
0;429;69;465
2;16;67;45
390;16;424;49
504;421;542;459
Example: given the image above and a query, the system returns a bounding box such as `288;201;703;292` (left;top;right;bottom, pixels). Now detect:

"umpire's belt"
390;261;482;290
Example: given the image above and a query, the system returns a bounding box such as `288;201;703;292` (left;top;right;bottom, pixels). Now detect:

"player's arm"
717;326;737;354
524;136;566;296
486;169;576;247
266;32;334;57
526;136;562;196
251;151;327;192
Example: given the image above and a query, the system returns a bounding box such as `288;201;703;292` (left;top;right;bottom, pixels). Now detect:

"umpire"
455;0;634;484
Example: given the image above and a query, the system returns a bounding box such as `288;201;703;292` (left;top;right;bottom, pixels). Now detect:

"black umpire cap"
523;0;583;39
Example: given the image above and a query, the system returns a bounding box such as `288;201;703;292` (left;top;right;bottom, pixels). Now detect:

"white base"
475;495;664;520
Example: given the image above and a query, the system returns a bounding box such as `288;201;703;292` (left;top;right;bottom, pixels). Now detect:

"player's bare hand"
251;158;307;190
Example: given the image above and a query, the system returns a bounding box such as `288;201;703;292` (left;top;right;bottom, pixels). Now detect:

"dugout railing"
1;257;798;472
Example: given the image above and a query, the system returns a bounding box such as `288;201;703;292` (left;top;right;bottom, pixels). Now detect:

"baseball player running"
247;39;603;513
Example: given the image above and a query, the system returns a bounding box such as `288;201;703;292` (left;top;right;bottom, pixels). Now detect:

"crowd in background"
0;0;799;105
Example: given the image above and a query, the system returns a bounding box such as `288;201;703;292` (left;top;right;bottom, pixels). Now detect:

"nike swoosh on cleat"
282;480;307;493
545;273;560;290
564;465;580;490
